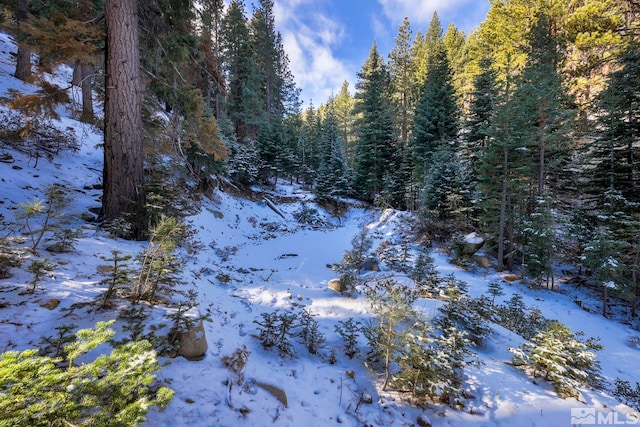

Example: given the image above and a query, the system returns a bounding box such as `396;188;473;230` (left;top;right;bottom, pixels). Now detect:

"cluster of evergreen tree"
1;0;640;310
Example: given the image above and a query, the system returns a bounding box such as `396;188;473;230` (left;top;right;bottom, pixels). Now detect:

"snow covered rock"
460;232;484;256
328;278;346;293
176;319;208;361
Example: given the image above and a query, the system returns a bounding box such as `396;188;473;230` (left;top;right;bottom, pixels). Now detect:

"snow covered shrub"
0;321;174;427
297;308;326;355
133;216;185;303
364;278;419;390
26;257;56;293
509;321;603;398
375;237;412;273
612;378;640;410
410;249;443;298
0;236;25;279
254;310;298;358
335;317;363;358
17;184;70;252
293;204;327;227
97;250;135;309
436;278;490;347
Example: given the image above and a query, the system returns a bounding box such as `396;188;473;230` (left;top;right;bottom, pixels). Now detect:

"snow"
1;31;640;427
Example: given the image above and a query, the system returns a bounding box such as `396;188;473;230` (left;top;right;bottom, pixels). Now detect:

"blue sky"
268;0;491;107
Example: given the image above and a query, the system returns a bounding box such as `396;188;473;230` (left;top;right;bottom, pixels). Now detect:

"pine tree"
102;0;146;239
388;17;415;149
411;40;459;189
353;42;397;203
220;0;264;139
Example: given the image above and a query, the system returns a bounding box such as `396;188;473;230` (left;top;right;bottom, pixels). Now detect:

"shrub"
0;321;174;426
509;321;603;398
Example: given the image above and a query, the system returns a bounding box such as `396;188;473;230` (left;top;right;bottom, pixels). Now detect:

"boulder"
460;232;485;256
255;381;288;407
177;320;208;361
361;257;380;272
328;278;346;293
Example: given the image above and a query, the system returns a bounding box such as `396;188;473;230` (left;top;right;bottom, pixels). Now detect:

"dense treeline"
1;0;639;314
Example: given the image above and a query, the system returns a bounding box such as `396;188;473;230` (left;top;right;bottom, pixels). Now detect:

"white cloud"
377;0;456;25
273;0;353;105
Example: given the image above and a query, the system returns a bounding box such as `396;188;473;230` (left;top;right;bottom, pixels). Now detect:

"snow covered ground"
1;31;640;426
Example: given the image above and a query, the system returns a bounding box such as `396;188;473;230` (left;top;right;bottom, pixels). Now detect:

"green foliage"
364;278;419;390
509;321;602;398
97;250;135;309
0;321;174;426
487;282;504;305
17;184;70;252
0;236;26;279
26;257;56;293
612;378;640;410
353;43;398;202
410;248;442;297
254;310;298;358
335;317;363;359
134;216;185;303
297;308;325;355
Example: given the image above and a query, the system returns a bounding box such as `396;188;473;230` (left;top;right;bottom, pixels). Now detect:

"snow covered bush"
335;317;363;359
612;378;640;410
509;321;603;398
0;321;174;426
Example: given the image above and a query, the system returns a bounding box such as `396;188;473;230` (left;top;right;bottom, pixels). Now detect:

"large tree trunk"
73;60;95;123
14;0;32;81
80;63;94;123
102;0;146;239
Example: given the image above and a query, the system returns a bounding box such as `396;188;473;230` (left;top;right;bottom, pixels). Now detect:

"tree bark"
14;0;32;81
80;62;94;123
102;0;145;238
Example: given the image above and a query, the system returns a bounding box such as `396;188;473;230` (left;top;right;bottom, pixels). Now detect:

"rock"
39;299;61;310
361;258;380;272
177;320;208;361
417;414;432;427
460;232;485;256
360;394;373;404
328;278;346;293
255;381;288;407
503;274;521;282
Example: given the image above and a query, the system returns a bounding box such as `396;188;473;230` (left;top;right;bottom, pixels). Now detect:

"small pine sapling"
134;216;185;303
38;323;78;359
26;258;56;293
612;378;640;409
17;184;70;252
364;278;418;391
487;282;504;305
254;310;298;358
335;317;363;358
410;249;442;297
297;308;325;355
0;236;25;279
98;250;135;309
